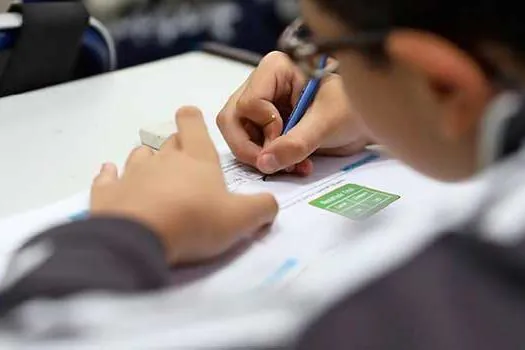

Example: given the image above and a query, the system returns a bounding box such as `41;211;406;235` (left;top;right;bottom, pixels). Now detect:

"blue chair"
0;6;116;95
77;17;117;77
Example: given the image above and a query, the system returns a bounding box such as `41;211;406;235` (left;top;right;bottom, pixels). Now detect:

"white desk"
0;52;252;218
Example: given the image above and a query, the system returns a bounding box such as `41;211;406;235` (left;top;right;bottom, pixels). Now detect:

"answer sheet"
167;150;450;295
0;150;453;292
0;150;486;348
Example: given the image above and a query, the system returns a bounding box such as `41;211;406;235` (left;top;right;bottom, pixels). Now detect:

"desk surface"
0;52;253;218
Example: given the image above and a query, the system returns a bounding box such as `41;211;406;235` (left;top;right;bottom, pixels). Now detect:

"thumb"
92;163;118;188
227;193;279;236
257;134;317;174
256;95;338;174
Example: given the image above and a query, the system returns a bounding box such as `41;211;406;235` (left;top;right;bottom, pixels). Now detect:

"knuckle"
129;145;150;160
262;51;291;68
235;95;252;115
232;146;255;165
92;173;112;190
216;110;228;129
139;145;153;153
218;89;243;126
288;137;310;157
130;145;146;155
265;193;279;213
92;175;103;188
234;148;250;162
160;135;177;151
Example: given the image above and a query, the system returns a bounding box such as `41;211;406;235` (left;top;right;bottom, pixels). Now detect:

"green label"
310;184;400;221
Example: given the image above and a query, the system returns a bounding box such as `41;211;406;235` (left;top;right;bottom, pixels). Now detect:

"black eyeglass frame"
278;19;388;79
278;18;519;89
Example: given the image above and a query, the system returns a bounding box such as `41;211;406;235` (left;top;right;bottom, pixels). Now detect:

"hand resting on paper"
90;106;278;265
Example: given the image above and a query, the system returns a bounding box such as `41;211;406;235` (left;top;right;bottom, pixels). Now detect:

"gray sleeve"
0;217;171;316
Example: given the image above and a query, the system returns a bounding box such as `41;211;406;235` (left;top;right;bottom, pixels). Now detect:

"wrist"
91;210;178;265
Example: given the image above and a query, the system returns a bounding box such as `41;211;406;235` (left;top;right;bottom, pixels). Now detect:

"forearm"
0;217;171;316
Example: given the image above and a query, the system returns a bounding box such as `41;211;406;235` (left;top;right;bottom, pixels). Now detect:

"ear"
386;30;493;140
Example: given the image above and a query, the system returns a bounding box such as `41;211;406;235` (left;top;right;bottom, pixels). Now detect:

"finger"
255;79;344;174
280;159;314;176
256;123;323;174
92;163;118;188
158;134;182;156
227;193;279;237
236;52;305;141
250;51;306;105
217;52;305;168
236;97;284;142
218;107;263;166
256;131;316;174
176;106;218;163
243;120;264;145
125;145;155;170
218;92;284;167
294;159;314;177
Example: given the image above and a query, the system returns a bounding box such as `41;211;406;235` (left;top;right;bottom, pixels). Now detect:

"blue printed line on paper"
70;210;89;221
262;258;299;286
341;153;380;172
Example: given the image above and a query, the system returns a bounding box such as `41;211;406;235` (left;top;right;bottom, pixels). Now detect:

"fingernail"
101;163;108;172
258;154;280;173
296;162;311;176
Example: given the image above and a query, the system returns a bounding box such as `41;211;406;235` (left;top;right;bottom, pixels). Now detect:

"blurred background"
84;0;299;68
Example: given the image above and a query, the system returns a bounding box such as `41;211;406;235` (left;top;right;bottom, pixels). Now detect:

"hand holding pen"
262;55;329;181
216;52;373;177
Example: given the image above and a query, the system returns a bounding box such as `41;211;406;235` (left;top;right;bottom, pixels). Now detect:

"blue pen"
262;56;328;181
282;55;329;134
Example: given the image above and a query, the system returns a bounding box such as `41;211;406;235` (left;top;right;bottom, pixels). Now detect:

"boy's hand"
217;51;372;176
90;107;278;265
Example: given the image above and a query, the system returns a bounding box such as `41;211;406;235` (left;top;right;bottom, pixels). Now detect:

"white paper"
165;151;457;297
0;151;486;349
0;151;453;291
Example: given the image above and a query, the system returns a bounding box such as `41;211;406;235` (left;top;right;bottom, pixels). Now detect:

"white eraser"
139;120;176;150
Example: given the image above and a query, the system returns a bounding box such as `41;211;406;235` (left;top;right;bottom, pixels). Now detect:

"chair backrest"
0;2;116;97
76;17;117;77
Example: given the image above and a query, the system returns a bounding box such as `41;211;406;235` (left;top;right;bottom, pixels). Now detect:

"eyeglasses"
278;19;387;79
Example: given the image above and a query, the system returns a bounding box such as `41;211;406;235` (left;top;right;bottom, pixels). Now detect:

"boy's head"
301;0;525;181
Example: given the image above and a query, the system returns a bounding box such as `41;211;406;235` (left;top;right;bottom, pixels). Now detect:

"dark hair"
315;0;525;79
